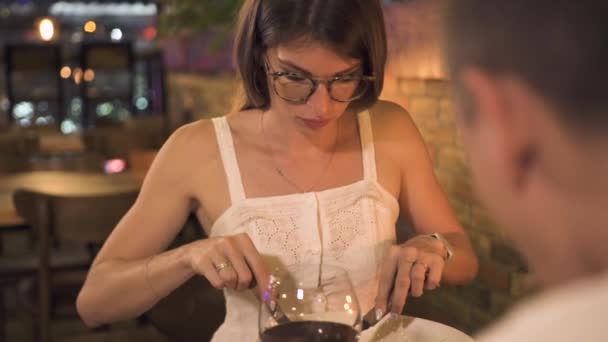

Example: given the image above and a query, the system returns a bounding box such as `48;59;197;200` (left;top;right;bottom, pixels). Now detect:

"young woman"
77;1;477;340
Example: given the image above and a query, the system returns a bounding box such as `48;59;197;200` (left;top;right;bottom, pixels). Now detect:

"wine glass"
259;263;361;342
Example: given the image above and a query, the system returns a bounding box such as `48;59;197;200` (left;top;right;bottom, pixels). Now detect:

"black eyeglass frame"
264;61;376;104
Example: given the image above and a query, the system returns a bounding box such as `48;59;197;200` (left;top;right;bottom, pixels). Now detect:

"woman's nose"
307;83;332;114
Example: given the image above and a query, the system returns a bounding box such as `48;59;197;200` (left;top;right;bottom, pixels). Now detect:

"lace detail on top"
328;204;363;260
254;216;303;265
209;111;399;342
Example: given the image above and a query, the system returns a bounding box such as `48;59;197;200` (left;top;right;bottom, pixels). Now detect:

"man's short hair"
443;0;608;135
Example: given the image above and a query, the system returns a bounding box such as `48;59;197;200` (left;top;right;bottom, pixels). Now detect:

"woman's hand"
187;233;269;293
375;235;447;315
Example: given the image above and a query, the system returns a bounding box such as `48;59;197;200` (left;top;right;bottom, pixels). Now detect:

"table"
0;171;144;228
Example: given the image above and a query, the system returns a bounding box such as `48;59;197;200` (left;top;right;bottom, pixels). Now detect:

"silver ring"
214;261;232;273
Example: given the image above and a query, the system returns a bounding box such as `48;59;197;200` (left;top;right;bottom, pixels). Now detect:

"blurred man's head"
442;0;608;285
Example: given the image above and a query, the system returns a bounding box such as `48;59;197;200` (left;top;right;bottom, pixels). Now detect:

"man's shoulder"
477;273;608;342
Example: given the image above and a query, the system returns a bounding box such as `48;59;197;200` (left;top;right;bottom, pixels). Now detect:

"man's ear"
460;67;538;191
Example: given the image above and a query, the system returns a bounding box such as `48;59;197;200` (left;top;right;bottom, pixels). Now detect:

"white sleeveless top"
209;111;399;341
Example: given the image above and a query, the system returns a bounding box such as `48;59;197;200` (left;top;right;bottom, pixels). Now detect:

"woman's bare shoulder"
163;119;219;161
158;110;259;172
368;100;423;143
366;100;431;168
147;118;224;184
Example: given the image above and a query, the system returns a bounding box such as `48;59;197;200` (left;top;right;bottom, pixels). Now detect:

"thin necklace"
260;111;339;193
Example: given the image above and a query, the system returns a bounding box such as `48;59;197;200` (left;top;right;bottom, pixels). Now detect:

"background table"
0;171;143;228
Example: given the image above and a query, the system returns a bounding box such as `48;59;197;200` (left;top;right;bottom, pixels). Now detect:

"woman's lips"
298;117;329;129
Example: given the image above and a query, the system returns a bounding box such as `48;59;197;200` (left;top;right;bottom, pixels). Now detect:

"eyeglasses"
265;61;376;104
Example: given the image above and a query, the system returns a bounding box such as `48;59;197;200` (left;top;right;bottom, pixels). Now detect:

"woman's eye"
285;73;307;82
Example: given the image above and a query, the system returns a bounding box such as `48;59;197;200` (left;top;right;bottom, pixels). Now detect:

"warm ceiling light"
60;66;72;79
84;69;95;82
73;68;83;84
84;20;97;33
38;18;55;41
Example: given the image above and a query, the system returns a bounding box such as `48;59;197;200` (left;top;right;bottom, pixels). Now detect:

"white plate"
359;315;474;342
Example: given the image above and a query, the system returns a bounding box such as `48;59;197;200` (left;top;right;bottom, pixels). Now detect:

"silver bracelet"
429;233;454;262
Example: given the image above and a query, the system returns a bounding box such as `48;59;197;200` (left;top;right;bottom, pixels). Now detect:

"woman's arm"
372;101;478;315
76;123;203;326
76;121;269;327
400;133;478;284
77;243;194;327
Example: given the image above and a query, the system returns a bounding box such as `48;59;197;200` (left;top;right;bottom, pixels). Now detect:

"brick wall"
165;72;238;129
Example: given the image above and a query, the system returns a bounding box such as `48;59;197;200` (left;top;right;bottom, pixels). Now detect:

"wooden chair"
0;189;138;341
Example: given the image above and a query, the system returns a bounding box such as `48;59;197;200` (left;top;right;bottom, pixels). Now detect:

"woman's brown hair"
232;0;387;112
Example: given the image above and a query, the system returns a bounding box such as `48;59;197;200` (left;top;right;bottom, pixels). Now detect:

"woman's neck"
260;109;345;156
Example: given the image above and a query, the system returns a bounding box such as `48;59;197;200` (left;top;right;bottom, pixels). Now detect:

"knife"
362;269;400;331
361;306;387;331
